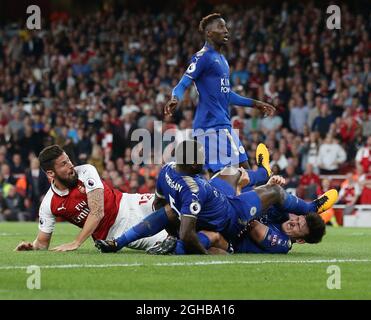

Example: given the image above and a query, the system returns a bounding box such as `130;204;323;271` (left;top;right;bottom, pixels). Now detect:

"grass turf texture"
0;222;370;300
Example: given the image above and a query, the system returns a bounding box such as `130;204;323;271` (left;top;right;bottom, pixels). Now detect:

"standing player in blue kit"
164;13;275;182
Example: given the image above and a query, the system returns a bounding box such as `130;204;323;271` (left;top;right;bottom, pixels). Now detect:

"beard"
56;171;79;189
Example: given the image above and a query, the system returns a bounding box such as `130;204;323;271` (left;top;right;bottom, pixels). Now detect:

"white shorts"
106;193;168;250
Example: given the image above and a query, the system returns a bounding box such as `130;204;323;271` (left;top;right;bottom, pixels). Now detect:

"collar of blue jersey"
204;41;216;52
51;180;70;197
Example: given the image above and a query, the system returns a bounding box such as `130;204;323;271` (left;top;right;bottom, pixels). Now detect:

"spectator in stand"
1;163;17;185
317;135;347;174
311;103;335;139
299;163;321;200
75;128;92;165
25;158;49;221
2;185;28;221
270;149;289;172
261;113;283;134
87;144;105;175
282;164;300;195
138;176;156;194
307;96;322;130
289;95;309;135
10;153;25;179
356;136;371;174
359;165;371;204
338;172;361;215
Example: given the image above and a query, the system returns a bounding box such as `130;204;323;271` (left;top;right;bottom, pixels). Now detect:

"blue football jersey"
184;42;232;131
155;162;236;232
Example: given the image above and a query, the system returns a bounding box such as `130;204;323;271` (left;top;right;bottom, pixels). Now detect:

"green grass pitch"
0;222;371;300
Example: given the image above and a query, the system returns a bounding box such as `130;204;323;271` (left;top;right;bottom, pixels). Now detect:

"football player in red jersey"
15;145;168;252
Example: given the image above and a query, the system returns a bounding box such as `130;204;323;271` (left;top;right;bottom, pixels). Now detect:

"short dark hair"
199;13;222;33
304;213;326;244
38;145;65;172
175;140;205;165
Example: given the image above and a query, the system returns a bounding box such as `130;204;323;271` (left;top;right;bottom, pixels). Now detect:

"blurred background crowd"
0;0;370;222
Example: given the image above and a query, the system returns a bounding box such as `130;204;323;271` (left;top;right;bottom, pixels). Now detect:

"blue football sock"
115;207;168;249
174;232;211;255
281;192;316;214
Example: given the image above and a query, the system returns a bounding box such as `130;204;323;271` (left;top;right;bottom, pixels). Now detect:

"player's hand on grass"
164;96;178;116
267;175;286;186
254;101;276;117
51;241;80;252
15;241;34;251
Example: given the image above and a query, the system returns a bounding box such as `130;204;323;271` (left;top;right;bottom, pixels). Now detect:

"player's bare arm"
52;188;104;252
179;215;209;254
15;231;52;251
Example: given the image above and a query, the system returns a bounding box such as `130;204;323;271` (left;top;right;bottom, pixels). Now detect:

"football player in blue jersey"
95;140;337;254
171;175;328;255
164;13;275;175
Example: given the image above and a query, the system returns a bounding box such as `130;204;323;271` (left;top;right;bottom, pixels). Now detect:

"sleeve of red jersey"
38;189;56;234
77;164;104;193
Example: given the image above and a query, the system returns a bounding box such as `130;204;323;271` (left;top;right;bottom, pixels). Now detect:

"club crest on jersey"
250;206;257;216
271;234;278;246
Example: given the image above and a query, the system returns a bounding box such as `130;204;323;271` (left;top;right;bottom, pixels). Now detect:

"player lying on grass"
149;174;330;255
15;145;167;252
14;143;270;253
95;141;337;254
165;13;275;177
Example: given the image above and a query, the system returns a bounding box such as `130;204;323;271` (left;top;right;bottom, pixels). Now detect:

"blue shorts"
194;128;248;173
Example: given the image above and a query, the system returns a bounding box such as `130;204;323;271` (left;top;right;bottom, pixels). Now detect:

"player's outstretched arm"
164;75;193;116
250;99;276;117
229;90;275;117
15;230;52;251
51;188;104;252
179;216;209;254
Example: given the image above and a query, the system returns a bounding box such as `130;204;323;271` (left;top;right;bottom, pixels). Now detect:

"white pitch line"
1;258;371;270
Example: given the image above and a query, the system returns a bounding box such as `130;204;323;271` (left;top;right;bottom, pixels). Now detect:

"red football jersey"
38;164;123;240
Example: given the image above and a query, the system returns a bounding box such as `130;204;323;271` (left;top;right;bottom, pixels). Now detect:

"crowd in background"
0;1;370;221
